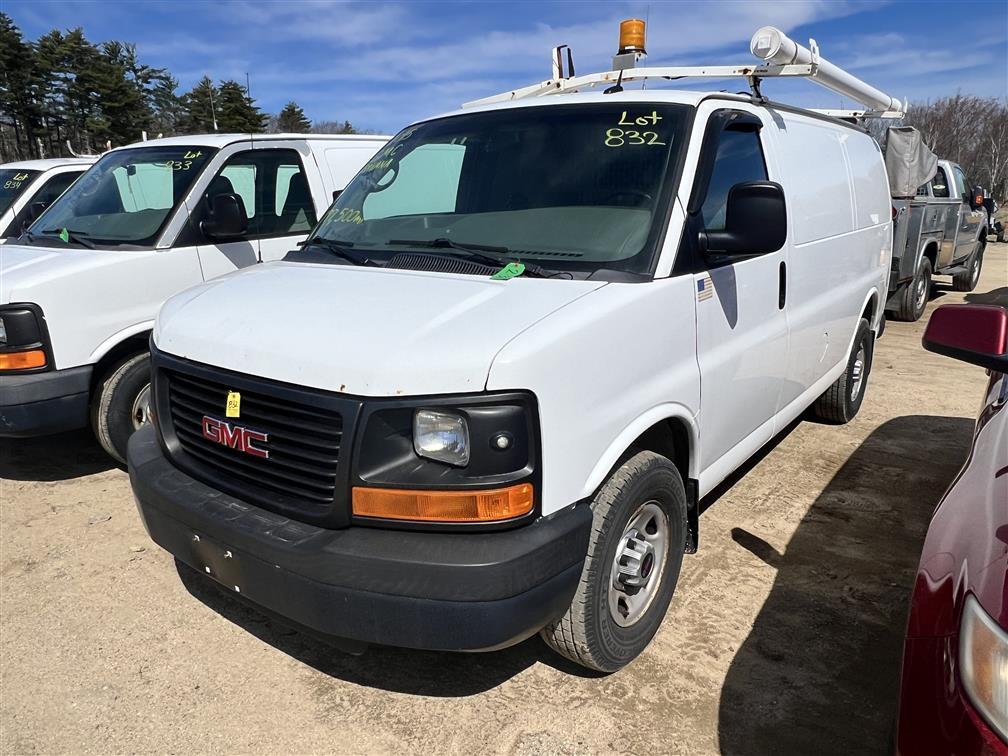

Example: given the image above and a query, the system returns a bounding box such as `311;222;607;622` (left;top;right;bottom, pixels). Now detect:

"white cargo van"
1;158;96;242
0;133;386;460
129;26;893;671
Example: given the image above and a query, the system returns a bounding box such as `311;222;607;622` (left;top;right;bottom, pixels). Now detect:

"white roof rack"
465;25;906;120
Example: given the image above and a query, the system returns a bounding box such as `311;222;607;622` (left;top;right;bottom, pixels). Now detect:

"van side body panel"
487;277;700;517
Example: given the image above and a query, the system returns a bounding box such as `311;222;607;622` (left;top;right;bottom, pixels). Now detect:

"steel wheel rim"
915;272;928;310
608;501;669;627
850;345;866;401
131;383;152;430
971;255;980;285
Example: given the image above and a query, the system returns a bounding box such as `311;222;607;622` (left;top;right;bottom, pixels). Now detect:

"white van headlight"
0;315;6;345
413;409;470;466
960;594;1008;742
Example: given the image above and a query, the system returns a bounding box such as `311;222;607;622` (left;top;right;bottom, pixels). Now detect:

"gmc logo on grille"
201;416;269;459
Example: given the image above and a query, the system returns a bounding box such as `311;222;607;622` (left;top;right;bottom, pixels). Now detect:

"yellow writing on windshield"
605;111;666;148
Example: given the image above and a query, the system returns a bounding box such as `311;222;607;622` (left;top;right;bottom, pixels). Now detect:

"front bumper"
0;365;92;437
128;426;591;651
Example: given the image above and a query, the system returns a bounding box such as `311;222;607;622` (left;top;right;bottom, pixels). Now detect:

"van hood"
154;262;607;396
0;242;150;304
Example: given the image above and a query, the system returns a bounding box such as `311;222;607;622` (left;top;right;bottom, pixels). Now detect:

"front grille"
165;368;343;519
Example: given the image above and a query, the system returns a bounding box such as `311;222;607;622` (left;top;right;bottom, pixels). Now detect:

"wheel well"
922;242;938;267
89;333;150;396
861;295;877;327
626;417;699;553
628;418;691;481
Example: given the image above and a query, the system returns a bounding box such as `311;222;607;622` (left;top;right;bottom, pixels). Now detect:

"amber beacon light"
352;483;534;523
618;19;646;55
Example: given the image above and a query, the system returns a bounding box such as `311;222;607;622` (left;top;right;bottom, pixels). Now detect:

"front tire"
812;318;872;424
91;352;152;464
952;241;983;292
540;451;687;672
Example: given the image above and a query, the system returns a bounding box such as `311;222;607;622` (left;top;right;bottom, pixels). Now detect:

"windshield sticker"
58;228;70;243
332;208;363;224
490;262;526;280
606;111;666;147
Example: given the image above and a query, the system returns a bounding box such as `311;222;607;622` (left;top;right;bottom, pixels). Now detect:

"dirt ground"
2;243;1006;755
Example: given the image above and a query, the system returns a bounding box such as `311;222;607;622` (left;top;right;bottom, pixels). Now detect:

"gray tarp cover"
885;127;938;198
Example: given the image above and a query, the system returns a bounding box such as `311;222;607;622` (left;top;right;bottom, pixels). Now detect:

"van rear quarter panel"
767;110;890;401
487;277;700;517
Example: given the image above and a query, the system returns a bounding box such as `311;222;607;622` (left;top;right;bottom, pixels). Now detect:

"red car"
896;304;1008;755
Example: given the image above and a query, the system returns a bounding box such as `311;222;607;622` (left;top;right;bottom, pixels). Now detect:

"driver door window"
700;128;768;231
195;149;317;277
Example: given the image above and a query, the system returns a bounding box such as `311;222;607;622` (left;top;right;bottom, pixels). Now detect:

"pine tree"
276;101;310;133
0;13;44;159
178;76;219;133
215;80;266;133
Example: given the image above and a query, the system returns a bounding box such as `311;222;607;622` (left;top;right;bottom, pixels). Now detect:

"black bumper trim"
128;426;591;651
0;365;92;437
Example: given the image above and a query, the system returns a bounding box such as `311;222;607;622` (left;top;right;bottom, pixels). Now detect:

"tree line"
0;12;359;161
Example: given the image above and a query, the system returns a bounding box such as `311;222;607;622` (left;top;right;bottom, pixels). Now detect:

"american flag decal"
697;275;714;301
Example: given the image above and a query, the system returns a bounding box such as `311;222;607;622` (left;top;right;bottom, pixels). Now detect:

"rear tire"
91;352;152;464
892;257;931;322
540;451;687;673
812;318;872;424
952;242;983;292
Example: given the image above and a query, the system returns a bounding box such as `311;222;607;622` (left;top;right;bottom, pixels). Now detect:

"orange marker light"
0;349;46;371
353;483;534;523
618;19;646;55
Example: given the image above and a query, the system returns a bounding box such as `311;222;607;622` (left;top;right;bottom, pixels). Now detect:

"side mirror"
28;201;47;222
969;186;985;209
200;193;248;240
699;181;787;256
922;304;1008;372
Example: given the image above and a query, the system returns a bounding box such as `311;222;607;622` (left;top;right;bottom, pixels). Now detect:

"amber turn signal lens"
618;18;646;54
0;349;46;370
352;483;534;523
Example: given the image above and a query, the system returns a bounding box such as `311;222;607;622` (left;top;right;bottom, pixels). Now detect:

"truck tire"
91;351;152;464
812;318;872;424
952;241;984;292
540;451;687;672
892;257;931;322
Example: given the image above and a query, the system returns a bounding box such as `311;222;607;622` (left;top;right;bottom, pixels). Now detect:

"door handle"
778;260;787;309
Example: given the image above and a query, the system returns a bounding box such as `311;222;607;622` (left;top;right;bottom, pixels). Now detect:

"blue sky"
8;0;1008;134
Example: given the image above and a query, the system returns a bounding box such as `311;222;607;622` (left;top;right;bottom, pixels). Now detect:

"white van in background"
129;26;893;671
0;158;96;242
0;133;387;460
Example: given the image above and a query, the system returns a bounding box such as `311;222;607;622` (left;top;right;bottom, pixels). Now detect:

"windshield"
27;146;216;247
1;169;40;216
311;103;689;276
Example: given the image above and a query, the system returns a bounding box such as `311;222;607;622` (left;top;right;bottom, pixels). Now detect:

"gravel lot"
2;242;1005;755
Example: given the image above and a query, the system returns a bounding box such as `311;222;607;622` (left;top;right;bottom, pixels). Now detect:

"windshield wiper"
387;238;555;278
41;227;95;249
299;237;377;266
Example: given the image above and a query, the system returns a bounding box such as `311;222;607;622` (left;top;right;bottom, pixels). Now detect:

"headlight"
0;306;48;371
413;408;470;466
960;594;1008;742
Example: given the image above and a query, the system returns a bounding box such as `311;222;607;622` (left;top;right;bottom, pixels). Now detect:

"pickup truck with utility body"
0;157;95;243
885;128;988;322
129;25;894;671
0;133;387;460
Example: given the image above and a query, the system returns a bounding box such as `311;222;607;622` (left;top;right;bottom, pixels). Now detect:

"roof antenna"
604;69;624;95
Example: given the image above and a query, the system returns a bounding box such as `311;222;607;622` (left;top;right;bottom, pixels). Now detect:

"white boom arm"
750;26;903;114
